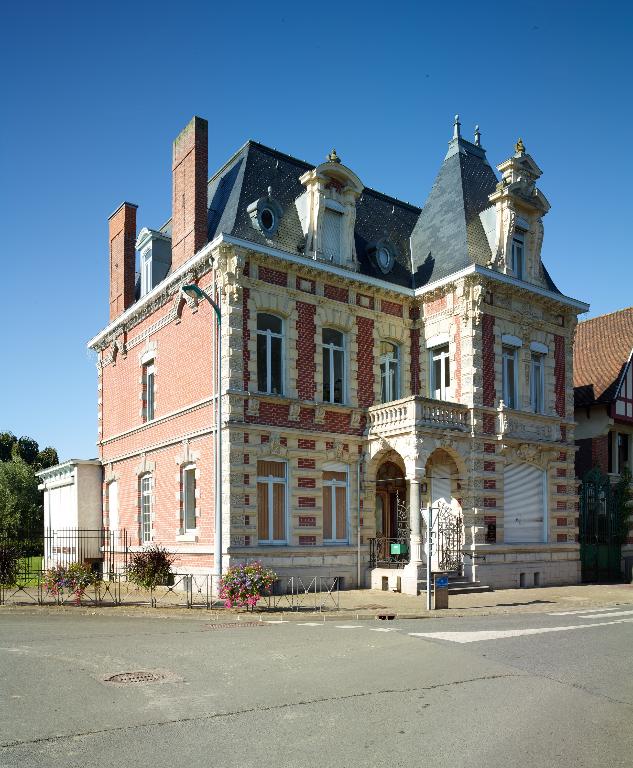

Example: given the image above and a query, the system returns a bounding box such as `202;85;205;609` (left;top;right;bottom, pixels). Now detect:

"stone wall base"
474;558;580;589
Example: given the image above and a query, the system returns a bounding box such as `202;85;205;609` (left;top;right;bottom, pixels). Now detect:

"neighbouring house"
573;307;633;578
72;114;588;592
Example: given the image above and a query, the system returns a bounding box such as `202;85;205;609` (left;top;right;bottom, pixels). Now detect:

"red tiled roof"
574;307;633;407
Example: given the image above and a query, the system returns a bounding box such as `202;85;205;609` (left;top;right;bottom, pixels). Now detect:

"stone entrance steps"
418;572;493;595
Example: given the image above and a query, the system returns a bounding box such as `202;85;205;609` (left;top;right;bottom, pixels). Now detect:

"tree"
36;447;59;471
614;468;633;546
12;436;40;466
0;458;42;537
0;432;16;463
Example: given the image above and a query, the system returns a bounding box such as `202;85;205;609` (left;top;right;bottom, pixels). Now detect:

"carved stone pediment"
326;444;351;463
500;442;558;469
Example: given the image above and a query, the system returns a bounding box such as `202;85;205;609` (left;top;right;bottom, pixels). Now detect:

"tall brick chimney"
108;202;137;321
171;116;208;270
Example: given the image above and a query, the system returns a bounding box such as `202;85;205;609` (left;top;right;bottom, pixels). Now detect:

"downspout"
357;452;365;588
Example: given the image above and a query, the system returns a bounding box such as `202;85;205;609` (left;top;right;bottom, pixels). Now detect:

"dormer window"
141;249;152;297
135;228;172;298
511;232;525;279
297;152;364;270
247;195;283;239
322;206;343;263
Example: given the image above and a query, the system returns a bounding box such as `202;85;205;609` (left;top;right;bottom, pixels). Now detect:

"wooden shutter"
273;484;285;541
323;484;332;540
257;482;269;541
503;463;545;543
335;486;346;540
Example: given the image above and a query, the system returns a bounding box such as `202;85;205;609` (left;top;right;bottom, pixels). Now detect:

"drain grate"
105;671;167;685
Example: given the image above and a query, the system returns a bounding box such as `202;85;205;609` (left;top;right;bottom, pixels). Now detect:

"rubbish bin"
433;573;449;610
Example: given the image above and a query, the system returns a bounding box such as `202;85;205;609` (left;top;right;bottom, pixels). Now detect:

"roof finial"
515;137;525;155
327;148;341;164
453;114;461;140
474;125;481;147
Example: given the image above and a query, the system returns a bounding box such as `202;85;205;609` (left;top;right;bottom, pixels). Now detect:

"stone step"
417;579;494;595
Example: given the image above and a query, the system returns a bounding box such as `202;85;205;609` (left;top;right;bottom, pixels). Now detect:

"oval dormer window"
260;207;275;233
377;246;391;272
371;240;395;274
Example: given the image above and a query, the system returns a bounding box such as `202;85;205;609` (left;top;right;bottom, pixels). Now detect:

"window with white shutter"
503;463;546;543
322;208;342;263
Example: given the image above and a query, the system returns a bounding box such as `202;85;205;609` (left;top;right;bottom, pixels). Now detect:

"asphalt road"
2;606;633;767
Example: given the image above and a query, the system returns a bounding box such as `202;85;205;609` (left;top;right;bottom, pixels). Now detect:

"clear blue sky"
1;1;631;460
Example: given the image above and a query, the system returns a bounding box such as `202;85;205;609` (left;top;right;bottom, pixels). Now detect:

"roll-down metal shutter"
503;463;546;543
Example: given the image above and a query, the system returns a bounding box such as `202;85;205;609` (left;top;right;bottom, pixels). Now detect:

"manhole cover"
105;671;167;685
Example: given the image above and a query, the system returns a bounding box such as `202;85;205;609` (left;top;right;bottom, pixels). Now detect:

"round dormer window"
260;207;275;233
377;247;391;271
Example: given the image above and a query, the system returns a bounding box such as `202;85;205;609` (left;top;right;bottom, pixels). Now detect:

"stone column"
408;479;422;566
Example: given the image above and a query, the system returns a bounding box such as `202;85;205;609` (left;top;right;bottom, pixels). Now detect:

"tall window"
512;233;525;279
430;344;450;400
257;313;283;395
530;353;545;413
322;208;343;263
502;346;518;408
380;342;400;403
140;474;153;544
257;460;287;544
182;466;196;532
323;469;348;543
141;250;152;297
322;328;345;403
609;432;631;474
143;362;155;421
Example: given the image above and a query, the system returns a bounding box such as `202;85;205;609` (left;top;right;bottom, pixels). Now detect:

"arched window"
380;342;400;403
257;313;284;395
322;328;345;404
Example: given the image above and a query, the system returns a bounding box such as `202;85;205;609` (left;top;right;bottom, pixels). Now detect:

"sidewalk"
2;583;632;621
332;583;633;619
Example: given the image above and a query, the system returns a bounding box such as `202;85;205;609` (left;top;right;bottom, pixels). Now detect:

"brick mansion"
66;115;588;592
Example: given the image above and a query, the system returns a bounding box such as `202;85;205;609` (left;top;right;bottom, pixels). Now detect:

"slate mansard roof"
158;133;563;293
574;307;633;408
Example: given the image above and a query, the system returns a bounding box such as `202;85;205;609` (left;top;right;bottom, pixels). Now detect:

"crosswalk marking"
577;609;633;620
408;617;633;644
369;628;398;633
297;622;324;626
548;605;630;616
335;625;363;629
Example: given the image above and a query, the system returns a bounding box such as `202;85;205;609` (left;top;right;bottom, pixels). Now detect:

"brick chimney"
108;202;137;321
171;116;208;270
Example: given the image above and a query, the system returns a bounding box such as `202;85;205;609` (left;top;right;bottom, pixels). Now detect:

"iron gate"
434;502;463;575
579;469;621;582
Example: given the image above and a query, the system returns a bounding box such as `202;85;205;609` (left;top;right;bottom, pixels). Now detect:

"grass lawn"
17;556;43;585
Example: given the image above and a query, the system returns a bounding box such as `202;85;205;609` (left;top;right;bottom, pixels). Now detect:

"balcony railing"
367;396;470;436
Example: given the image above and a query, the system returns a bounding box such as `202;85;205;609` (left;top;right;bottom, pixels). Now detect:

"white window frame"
144;362;155;422
256;313;284;395
257;460;288;545
502;345;519;409
530;352;545;414
380;342;400;403
511;232;525;279
429;344;451;401
322;328;346;404
141;248;152;297
182;465;197;533
322;463;349;545
140;473;153;544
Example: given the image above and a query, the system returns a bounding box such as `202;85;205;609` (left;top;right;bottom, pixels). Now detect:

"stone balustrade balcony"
366;396;470;438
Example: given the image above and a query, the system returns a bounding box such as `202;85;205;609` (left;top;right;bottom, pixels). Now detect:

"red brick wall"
381;299;403;318
258;265;287;287
554;334;566;417
424;296;446;316
482;314;495;407
296;302;316;400
171;117;208;271
591;434;609;474
356;316;375;407
108;203;137;321
324;284;348;303
410;327;420;395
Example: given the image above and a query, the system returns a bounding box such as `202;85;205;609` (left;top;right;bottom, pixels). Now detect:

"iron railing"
368;537;410;568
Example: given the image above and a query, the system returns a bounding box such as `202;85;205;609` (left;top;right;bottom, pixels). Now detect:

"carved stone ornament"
500;442;558;469
246;398;259;418
289;402;301;421
314;405;326;424
350;410;362;429
326;444;350;463
266;433;287;458
135;453;156;476
216;245;245;303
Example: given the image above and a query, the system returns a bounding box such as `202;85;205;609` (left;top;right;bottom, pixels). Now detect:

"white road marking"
335;625;363;629
409;617;633;643
297;622;324;626
577;609;633;619
264;620;290;624
369;628;398;633
548;605;630;616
